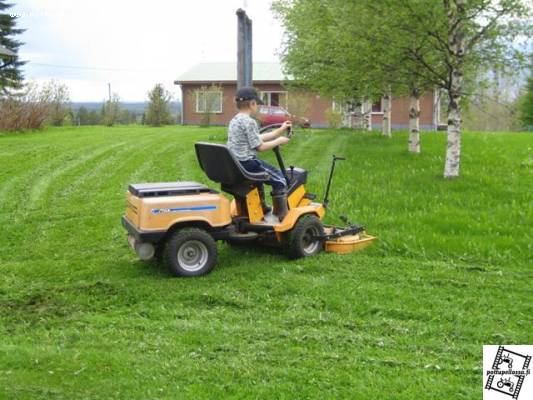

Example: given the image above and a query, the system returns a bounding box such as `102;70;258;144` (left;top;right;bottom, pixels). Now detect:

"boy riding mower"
121;124;375;276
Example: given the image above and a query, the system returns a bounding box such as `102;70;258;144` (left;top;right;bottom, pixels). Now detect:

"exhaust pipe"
128;235;155;261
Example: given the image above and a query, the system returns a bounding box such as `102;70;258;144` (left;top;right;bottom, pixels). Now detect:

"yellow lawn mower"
121;124;375;276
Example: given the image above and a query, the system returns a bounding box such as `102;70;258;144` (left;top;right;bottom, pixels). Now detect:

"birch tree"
273;0;434;143
274;0;531;177
273;0;396;130
388;0;530;176
408;86;422;153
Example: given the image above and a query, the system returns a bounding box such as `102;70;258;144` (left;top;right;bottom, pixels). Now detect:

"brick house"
175;62;441;129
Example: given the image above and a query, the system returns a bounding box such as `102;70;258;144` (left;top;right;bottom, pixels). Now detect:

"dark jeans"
239;157;287;192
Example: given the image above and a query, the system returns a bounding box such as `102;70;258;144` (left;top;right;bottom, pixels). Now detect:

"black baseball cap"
235;86;264;104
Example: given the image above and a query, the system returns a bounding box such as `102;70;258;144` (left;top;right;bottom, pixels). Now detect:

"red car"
257;106;310;128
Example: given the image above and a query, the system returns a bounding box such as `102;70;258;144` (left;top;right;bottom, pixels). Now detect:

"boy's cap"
235;86;264;105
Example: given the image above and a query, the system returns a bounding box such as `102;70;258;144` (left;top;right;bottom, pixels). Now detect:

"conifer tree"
0;1;25;93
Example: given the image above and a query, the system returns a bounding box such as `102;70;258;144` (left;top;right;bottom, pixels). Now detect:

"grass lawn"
0;125;531;399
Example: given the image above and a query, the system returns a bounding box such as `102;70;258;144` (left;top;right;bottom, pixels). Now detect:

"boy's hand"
277;136;290;146
281;121;292;132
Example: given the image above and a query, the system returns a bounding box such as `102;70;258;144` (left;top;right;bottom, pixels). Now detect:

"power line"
28;62;176;73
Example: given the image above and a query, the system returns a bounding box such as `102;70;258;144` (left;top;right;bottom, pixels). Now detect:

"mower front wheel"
163;228;217;277
283;214;324;259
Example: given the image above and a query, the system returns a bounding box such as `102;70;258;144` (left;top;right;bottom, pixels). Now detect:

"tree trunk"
444;0;465;178
382;88;392;137
408;88;421;153
362;99;372;131
444;88;461;177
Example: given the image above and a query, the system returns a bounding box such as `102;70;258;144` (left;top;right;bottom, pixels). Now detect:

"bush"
101;93;121;126
325;107;343;128
0;82;51;131
42;80;71;126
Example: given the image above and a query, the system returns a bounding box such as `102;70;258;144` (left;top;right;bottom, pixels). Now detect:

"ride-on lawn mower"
121;124;375;276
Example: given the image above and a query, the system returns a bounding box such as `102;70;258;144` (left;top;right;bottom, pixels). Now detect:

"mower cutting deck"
121;124;375;276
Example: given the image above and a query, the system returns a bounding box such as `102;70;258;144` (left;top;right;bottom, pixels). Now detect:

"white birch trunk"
444;0;465;178
408;89;421;153
362;100;372;131
444;89;462;177
382;89;392;137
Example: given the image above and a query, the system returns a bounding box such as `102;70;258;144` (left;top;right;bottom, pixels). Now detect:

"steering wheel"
259;123;292;138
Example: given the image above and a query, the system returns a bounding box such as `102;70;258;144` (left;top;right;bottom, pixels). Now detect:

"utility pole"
108;83;111;101
236;8;252;89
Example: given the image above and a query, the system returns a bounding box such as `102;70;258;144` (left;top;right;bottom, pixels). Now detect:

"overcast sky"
12;0;283;101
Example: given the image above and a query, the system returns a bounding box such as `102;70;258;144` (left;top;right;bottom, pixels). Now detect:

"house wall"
179;82;436;129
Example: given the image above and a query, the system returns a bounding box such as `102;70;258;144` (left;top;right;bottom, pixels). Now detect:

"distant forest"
72;101;181;114
70;101;182;126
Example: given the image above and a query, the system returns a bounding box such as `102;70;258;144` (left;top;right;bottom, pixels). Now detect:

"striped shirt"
227;113;262;161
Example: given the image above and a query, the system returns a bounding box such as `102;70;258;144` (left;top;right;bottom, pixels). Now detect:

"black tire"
163;228;217;277
283;214;324;259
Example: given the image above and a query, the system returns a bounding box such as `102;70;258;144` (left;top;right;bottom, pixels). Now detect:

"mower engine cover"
123;181;232;242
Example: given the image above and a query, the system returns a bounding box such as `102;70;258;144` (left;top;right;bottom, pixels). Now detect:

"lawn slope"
0;126;531;399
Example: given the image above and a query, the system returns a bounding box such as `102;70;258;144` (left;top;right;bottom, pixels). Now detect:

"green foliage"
0;126;531;398
518;70;533;128
0;0;25;93
75;106;101;125
273;0;531;99
119;108;138;125
101;93;121;127
145;84;172;127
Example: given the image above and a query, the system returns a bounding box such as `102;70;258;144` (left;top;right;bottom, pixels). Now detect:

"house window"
196;90;222;113
259;91;288;108
371;99;383;113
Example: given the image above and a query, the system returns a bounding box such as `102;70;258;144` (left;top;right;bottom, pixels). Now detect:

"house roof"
0;45;16;57
174;62;289;84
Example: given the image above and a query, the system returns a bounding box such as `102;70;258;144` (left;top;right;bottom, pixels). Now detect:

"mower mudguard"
274;203;325;233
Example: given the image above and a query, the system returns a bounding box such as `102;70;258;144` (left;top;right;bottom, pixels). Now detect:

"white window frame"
259;91;288;108
195;90;223;113
371;98;384;114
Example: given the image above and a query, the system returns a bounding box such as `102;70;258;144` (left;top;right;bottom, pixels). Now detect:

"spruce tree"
0;1;25;93
146;84;171;127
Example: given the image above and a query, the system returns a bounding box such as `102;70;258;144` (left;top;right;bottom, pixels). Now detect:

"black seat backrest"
194;142;269;185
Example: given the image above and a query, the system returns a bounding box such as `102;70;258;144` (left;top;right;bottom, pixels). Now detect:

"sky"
11;0;284;101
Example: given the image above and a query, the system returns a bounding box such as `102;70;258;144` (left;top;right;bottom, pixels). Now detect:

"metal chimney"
236;8;252;88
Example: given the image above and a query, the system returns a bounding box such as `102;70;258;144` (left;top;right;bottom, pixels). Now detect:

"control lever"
323;154;346;208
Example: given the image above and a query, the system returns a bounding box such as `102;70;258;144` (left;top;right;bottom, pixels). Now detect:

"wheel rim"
302;225;320;254
177;240;209;272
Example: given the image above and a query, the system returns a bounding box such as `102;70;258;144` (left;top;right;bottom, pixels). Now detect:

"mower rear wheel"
164;228;217;277
283;214;324;259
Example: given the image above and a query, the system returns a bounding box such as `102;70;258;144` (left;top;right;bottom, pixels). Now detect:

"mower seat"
194;142;269;188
